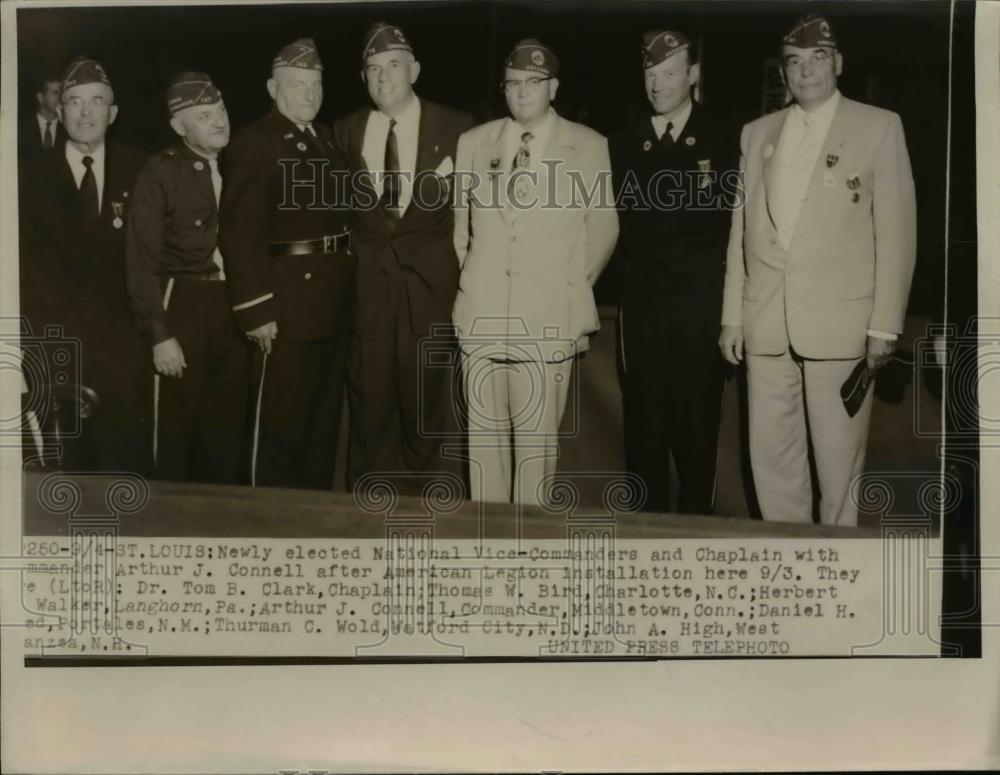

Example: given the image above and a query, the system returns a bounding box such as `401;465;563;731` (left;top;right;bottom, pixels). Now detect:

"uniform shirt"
65;141;106;212
650;98;692;143
361;95;420;214
126;142;227;344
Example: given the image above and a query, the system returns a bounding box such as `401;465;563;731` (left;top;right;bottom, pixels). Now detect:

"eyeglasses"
501;77;551;94
783;48;835;71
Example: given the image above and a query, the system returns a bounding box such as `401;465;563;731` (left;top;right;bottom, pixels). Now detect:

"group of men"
18;14;917;527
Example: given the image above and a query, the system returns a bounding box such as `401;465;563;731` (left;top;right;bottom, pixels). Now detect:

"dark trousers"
250;330;349;490
347;276;461;495
621;269;725;515
154;278;251;484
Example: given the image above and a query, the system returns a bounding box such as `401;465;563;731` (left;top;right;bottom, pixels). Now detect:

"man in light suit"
719;15;917;526
334;22;472;493
453;39;619;506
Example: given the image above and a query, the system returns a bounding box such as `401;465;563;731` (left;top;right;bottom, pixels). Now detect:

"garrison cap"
61;56;112;94
272;38;323;71
166;72;223;116
783;15;837;49
505;38;559;78
361;22;413;61
642;30;691;69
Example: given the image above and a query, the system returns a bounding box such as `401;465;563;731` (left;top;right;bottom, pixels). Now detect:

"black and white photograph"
1;0;996;771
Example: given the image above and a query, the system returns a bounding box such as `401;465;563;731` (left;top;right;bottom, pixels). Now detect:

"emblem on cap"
531;50;545;66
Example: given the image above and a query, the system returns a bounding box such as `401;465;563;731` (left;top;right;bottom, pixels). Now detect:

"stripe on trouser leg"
250;352;268;487
152;277;176;469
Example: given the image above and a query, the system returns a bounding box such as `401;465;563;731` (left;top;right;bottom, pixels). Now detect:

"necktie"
80;155;99;220
661;121;674;146
44;121;54;149
509;130;534;203
771;112;819;248
208;158;226;276
382;118;400;220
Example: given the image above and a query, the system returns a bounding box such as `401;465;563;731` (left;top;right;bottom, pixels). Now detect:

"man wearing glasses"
719;15;917;526
453;38;619;506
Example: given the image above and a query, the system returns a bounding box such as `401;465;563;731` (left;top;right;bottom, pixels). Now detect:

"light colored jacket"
722;96;916;359
453;114;619;362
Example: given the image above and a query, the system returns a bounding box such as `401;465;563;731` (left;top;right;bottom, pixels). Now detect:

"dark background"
17;0;959;315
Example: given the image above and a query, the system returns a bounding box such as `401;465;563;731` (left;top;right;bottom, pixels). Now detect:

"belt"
171;271;225;281
269;230;352;257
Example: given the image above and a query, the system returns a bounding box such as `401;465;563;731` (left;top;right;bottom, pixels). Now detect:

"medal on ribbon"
111;201;125;229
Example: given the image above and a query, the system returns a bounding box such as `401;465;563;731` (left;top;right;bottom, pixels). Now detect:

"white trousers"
747;352;874;527
462;353;574;506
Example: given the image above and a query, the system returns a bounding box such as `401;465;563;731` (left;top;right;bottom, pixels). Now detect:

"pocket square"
434;156;454;177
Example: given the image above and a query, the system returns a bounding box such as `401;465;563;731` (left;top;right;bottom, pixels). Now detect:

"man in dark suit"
19;56;148;473
334;22;472;493
219;39;354;490
126;72;251;484
610;31;739;515
19;74;64;157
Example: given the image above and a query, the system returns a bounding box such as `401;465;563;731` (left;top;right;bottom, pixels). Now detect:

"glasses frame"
500;76;552;94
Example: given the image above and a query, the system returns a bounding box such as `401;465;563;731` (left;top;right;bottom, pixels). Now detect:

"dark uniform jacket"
126;142;226;344
333;99;473;338
610;104;740;283
220;107;354;341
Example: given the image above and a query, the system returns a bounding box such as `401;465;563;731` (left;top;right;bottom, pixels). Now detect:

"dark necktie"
382;118;399;220
44;121;54;149
661;121;675;146
80;155;99;221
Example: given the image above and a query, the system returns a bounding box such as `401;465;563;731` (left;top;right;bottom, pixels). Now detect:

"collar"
651;98;693;138
65;139;106;168
508;107;556;148
792;89;841;127
377;93;420;129
37;112;59;126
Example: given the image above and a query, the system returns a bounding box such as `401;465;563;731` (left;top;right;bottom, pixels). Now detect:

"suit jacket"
18;114;64;157
219;108;354;340
19;139;147;398
453;113;619;362
333;99;473;339
721;96;917;359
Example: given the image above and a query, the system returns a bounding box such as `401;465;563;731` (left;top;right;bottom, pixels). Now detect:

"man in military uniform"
333;22;472;493
19;56;148;472
610;31;739;515
219;39;354;489
126;72;251;484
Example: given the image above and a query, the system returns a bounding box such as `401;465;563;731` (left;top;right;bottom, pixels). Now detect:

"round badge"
193;160;204;171
685;136;696;146
531;50;545;66
664;34;677;47
112;217;123;229
642;140;652;152
297;141;308;152
762;144;774;159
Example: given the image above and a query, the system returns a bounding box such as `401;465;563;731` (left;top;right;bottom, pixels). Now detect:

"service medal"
111;201;125;229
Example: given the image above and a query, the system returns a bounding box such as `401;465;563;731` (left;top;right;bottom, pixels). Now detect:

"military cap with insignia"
505;38;559;78
642;30;692;69
361;21;413;61
272;37;323;71
166;71;223;115
61;55;113;94
783;14;837;48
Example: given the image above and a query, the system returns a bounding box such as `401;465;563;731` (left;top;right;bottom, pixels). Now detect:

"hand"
247;321;278;354
866;335;896;372
152;338;186;378
719;325;744;365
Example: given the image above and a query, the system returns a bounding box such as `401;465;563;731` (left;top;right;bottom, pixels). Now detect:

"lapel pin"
852;192;860;203
824;172;836;187
763;143;774;159
846;174;861;191
434;144;439;154
642;139;652;152
111;201;125;229
685;136;696;146
489;157;500;172
283;132;294;140
297;141;308;152
826;154;839;168
193;160;205;171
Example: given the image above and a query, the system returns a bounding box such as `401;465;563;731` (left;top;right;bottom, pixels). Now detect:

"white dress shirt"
65;141;106;213
501;107;556;172
36;113;59;145
361;95;421;214
650;98;692;142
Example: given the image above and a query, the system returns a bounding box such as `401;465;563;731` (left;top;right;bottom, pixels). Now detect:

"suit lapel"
484;119;513;228
762;108;789;224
